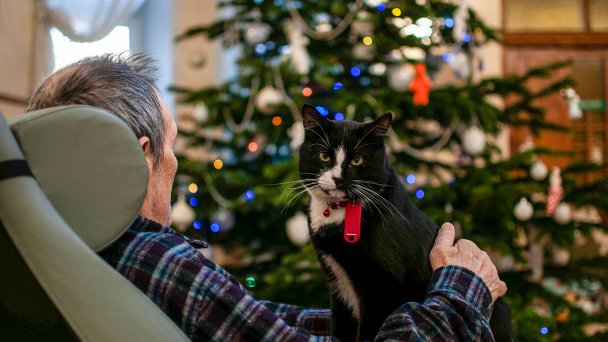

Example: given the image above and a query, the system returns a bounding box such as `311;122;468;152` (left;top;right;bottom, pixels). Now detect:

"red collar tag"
344;202;362;243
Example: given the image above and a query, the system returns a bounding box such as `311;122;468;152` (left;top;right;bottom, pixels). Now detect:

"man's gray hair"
27;53;166;167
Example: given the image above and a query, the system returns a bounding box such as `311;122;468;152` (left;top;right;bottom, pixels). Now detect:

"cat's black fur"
298;105;514;342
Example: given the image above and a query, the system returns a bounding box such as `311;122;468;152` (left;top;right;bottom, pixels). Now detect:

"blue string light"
189;197;199;207
462;34;471;43
376;4;386;11
350;67;361;77
442;53;454;62
406;174;416;184
333;82;343;91
245;190;255;202
359;77;371;86
193;220;202;230
445;18;454;28
540;327;548;335
415;189;425;199
265;41;276;49
278;144;290;156
210;222;220;233
254;43;267;55
315;106;330;116
334;112;344;121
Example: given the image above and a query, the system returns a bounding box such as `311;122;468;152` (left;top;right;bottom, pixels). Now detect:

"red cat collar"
323;201;362;244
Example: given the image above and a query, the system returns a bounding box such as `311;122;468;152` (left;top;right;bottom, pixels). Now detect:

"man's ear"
138;136;154;169
302;104;328;130
365;113;393;137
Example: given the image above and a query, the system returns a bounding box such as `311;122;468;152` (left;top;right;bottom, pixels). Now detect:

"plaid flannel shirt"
100;216;495;341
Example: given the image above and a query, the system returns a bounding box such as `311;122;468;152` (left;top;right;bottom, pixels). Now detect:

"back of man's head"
27;53;166;167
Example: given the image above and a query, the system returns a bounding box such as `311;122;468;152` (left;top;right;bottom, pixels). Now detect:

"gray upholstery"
8;105;148;252
0;107;189;341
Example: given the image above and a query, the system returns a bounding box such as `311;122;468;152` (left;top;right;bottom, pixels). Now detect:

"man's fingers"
434;222;455;249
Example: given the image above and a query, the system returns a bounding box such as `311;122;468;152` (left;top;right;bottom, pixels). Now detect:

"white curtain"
34;0;146;85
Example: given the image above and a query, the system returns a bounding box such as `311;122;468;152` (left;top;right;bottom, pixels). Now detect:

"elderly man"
27;54;506;341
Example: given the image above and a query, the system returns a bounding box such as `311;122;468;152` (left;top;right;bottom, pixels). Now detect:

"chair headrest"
8;105;148;252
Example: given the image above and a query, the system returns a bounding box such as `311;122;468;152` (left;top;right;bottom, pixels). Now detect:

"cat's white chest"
309;196;345;233
322;254;361;319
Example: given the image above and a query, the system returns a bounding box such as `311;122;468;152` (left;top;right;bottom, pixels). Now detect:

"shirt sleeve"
375;265;494;341
259;301;332;336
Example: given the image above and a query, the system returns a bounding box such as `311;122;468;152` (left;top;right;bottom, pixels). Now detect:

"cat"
298;104;514;341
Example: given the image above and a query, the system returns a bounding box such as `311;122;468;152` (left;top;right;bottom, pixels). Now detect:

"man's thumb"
434;222;455;249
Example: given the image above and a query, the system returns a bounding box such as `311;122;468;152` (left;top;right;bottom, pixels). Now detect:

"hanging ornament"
369;63;387;76
518;136;535;153
288;121;305;151
387;64;415;92
514;197;534;221
245;22;272;45
286;212;310;246
353;43;375;61
448;51;470;80
551;246;570;266
171;186;195;233
452;0;469;44
461;126;486;155
284;20;311;75
363;0;387;7
553;203;572;225
193;102;209;123
211;207;236;232
255;85;284;114
562;87;583;119
314;13;333;33
430;18;444;44
408;63;432;106
546;167;563;216
530;159;548;181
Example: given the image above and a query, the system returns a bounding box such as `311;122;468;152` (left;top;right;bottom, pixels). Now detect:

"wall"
0;0;35;116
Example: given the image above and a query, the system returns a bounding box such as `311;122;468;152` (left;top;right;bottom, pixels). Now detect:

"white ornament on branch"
284;19;311;74
461;126;486;156
245;22;272;45
553;203;572;225
255;85;284;114
448;51;470;80
562;87;583;120
193;102;209;123
387;64;415;92
171;187;195;233
452;0;469;44
286;212;310;246
514;197;534;221
530;159;548;181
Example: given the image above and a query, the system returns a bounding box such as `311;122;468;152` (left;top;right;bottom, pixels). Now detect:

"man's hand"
430;222;507;302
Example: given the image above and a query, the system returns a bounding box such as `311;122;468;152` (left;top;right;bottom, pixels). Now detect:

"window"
51;26;131;71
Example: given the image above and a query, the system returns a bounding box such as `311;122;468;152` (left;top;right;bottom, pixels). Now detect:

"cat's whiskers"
355;184;409;223
352;185;390;225
352;179;394;188
282;184;320;214
351;185;389;226
304;117;331;148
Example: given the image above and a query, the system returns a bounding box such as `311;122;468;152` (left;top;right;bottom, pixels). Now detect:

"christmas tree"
170;0;608;340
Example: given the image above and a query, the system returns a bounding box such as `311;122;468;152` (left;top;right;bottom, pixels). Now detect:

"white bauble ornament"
353;43;375;61
286;212;310;246
193;102;209;123
211;207;236;232
552;246;570;266
364;0;387;7
387;64;415;92
288;121;305;151
553;203;572;225
461;126;486;155
514;197;534;221
369;63;387;76
245;22;272;45
284;19;311;75
255;86;283;114
530;159;548;180
171;189;195;232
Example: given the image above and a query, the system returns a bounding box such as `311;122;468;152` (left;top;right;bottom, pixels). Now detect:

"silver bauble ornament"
553;203;572;225
530;159;548;180
461;126;486;156
211;207;236;232
286;212;310;246
514;197;534;221
387;64;415;92
171;189;195;232
255;86;283;114
448;51;470;80
245;23;272;45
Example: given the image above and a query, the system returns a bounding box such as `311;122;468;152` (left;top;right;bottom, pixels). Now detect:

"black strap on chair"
0;159;33;181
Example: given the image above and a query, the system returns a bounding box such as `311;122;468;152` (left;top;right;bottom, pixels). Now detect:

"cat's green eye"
351;156;363;166
319;152;331;162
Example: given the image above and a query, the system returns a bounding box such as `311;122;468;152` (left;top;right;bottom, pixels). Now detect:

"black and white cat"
298;104;513;341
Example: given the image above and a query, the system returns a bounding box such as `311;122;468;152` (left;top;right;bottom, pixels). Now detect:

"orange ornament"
408;63;432;106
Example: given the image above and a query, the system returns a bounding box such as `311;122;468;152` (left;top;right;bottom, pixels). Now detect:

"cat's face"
299;104;392;203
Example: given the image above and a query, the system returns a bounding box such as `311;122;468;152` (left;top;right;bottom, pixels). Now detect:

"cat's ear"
366;112;393;137
302;104;328;130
